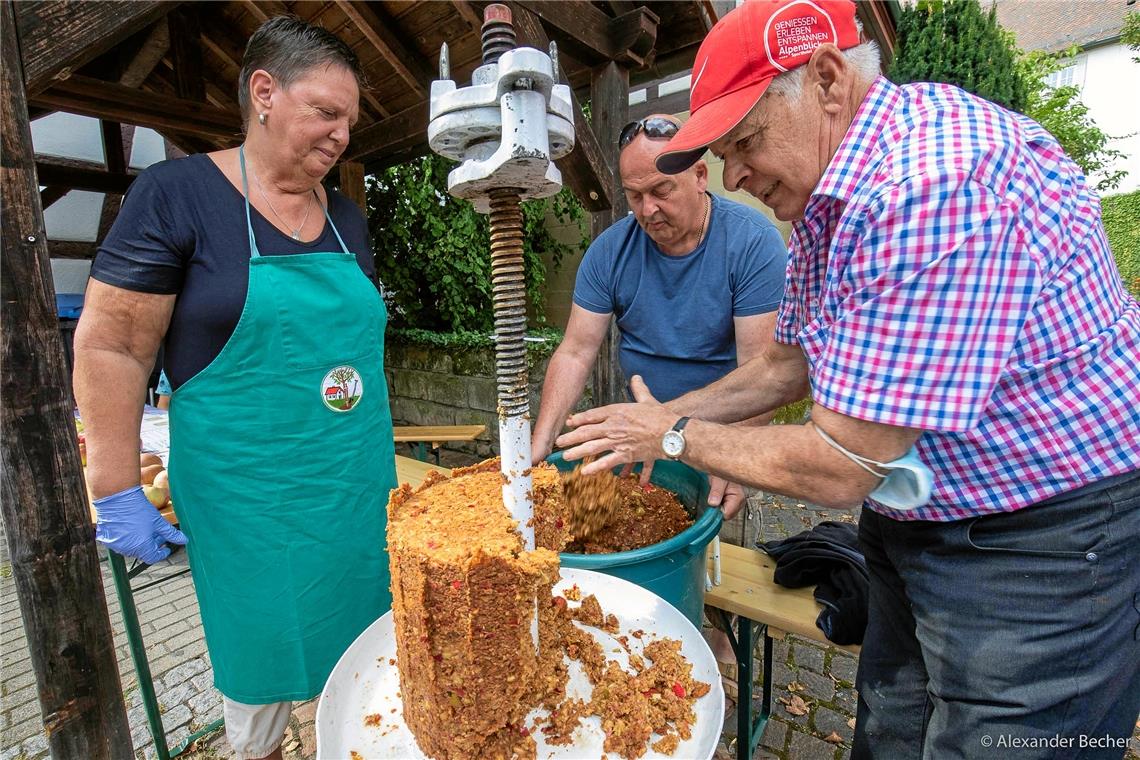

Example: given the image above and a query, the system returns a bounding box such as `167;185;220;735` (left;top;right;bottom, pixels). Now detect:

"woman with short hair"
75;16;397;759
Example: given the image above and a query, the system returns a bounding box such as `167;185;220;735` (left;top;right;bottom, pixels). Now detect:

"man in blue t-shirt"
532;114;787;517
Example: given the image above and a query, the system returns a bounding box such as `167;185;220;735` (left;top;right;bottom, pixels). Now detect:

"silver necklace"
248;158;315;240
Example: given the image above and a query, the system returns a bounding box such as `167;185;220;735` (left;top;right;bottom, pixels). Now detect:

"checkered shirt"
776;76;1140;521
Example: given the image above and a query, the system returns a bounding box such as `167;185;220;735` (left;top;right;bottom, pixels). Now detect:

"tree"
889;0;1027;112
1017;47;1128;192
890;0;1129;192
328;366;360;409
1123;11;1139;64
366;154;588;333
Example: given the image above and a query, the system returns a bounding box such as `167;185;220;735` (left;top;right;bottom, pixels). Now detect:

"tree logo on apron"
321;366;363;412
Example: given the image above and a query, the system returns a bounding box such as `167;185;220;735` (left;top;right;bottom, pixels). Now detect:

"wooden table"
395;452;451;485
101;453;447;760
392;424;486;463
705;543;859;760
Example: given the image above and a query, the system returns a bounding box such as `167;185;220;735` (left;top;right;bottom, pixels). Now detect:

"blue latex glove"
94;485;188;564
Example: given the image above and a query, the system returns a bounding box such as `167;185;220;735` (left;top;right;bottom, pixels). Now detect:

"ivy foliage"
387;326;564;364
1101;190;1140;296
366;154;588;332
889;0;1026;111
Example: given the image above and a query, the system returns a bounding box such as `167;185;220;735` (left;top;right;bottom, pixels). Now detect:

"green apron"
167;147;397;703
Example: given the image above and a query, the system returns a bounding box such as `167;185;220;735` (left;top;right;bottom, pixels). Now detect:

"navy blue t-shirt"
573;193;787;402
91;153;375;390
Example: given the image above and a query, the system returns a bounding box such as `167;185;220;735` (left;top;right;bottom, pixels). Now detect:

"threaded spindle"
488;189;528;418
481;4;517;64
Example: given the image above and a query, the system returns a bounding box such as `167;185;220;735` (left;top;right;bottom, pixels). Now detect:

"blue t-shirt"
91;153;375;390
573;193;787;402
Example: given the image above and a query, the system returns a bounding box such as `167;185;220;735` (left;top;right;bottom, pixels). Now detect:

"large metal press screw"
488;189;528;418
481;5;529;423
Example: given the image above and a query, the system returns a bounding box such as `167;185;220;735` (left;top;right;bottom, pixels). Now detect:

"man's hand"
556;376;676;476
708;476;747;519
531;431;555;466
94;485;188;565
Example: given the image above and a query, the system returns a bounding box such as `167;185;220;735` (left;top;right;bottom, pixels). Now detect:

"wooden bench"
705;542;860;760
392;424;486;463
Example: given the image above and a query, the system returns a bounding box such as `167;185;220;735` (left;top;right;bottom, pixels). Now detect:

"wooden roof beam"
100;120;126;175
241;0;288;25
34;156;139;195
118;18;170;89
48;241;100;260
607;1;643;16
169;5;206;101
346;103;428;166
336;1;433;98
514;1;659;67
30;75;240;142
39;186;70;210
15;0;176;96
451;0;483;32
511;4;613;211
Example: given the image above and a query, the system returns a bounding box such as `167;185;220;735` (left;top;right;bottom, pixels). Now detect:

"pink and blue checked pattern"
777;77;1140;521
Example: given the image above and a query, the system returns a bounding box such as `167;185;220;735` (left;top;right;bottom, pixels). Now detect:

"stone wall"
384;337;591;460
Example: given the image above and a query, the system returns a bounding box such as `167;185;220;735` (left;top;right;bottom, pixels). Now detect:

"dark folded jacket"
759;521;868;646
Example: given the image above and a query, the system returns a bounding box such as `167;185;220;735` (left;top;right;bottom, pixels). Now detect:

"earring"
258;113;267;125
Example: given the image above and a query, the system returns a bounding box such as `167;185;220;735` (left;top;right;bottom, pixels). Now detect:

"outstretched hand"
555;376;676;476
708;476;747;519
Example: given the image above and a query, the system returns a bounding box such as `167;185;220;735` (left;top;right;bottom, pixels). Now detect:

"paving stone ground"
3;461;1138;760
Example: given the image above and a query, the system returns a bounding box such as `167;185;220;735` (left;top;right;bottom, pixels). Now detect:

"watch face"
662;430;685;458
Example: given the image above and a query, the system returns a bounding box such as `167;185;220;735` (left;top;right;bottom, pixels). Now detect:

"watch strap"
672;416;691;433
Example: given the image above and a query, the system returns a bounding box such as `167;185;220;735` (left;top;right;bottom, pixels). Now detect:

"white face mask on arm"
811;423;934;511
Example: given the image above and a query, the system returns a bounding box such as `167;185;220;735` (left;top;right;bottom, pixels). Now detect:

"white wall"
1077;42;1140;195
50;260;93;295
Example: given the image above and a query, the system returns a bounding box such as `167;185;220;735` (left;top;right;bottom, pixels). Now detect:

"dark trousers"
852;469;1140;760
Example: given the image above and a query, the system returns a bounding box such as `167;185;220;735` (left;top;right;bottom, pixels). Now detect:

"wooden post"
589;60;630;406
338;160;368;216
0;2;133;757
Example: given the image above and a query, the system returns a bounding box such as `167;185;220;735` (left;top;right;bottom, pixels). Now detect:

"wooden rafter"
39;186;69;210
451;0;482;32
607;1;642;15
245;0;288;24
15;0;174;96
609;6;660;67
347;102;428;166
47;240;99;259
100;120;126;175
118;18;170;89
515;1;659;67
510;3;613;212
169;5;205;101
337;0;433;98
30;75;240;142
34;156;138;195
696;0;719;32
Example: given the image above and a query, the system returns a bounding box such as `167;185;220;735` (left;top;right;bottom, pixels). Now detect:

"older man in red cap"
556;1;1140;758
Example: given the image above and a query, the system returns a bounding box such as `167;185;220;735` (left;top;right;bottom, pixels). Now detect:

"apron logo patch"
321;366;363;412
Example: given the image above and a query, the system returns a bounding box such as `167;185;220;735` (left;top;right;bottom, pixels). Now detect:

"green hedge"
386;326;563;366
1102;190;1140;297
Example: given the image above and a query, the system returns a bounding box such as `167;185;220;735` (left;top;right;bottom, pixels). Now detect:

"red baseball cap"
657;0;861;175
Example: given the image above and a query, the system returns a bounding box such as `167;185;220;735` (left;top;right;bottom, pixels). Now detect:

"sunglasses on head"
618;117;680;150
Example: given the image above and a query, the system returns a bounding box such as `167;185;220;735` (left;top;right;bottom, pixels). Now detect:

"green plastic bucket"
547;453;722;628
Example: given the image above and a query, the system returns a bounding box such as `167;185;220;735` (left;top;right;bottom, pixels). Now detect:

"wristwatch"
661;417;691;460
